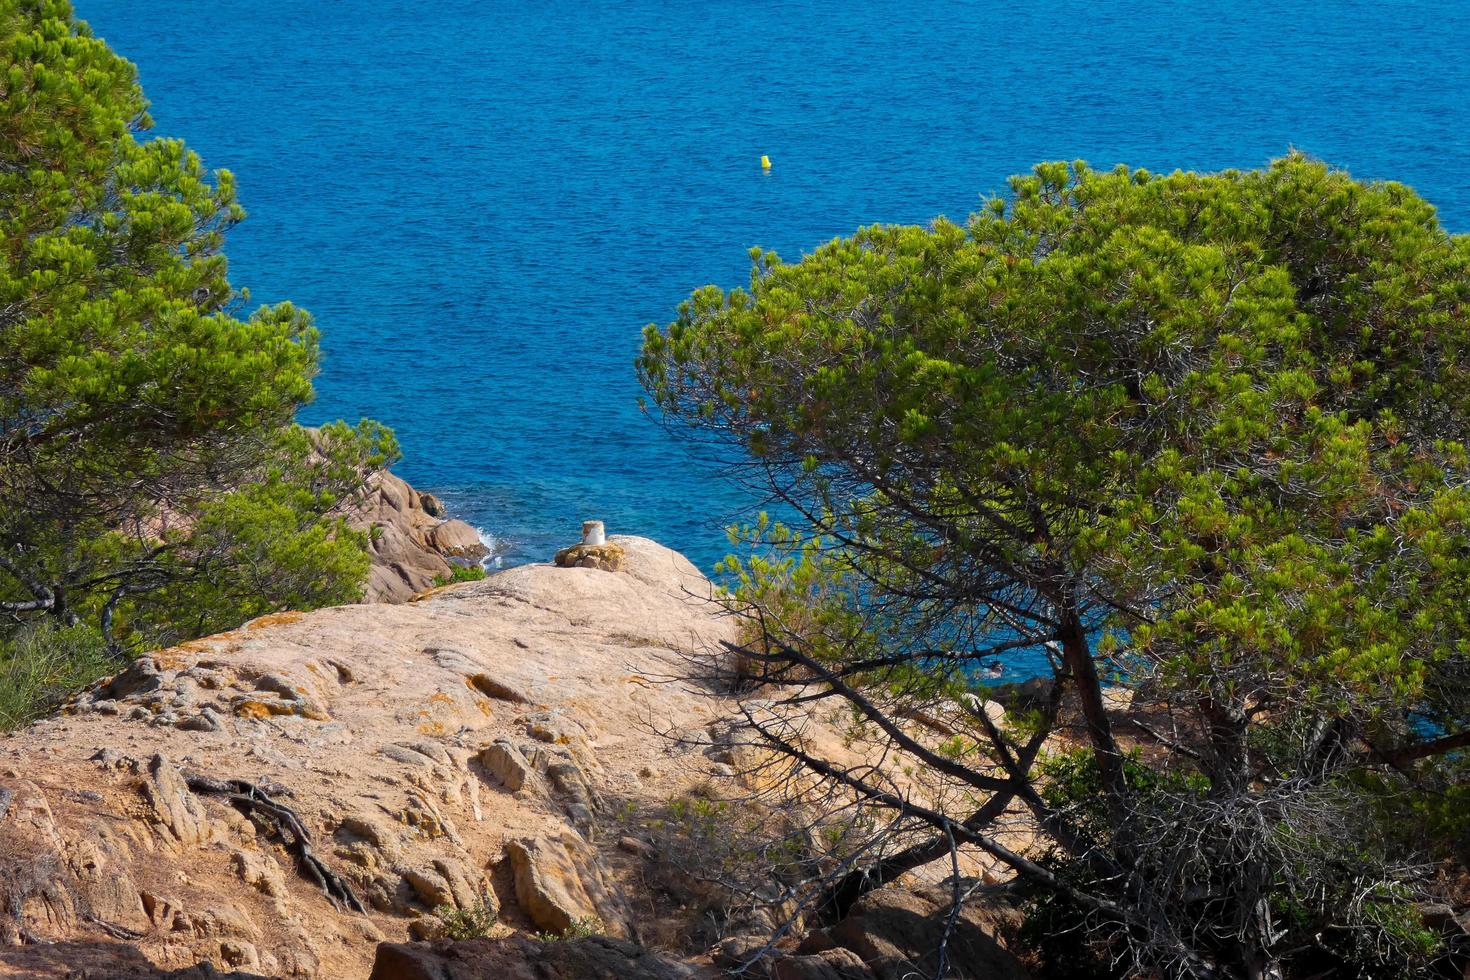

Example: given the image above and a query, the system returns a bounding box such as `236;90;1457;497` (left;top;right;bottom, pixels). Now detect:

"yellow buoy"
760;154;771;170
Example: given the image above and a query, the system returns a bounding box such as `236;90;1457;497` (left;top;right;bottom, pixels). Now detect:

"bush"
0;623;114;731
534;916;601;942
434;564;487;587
434;901;497;940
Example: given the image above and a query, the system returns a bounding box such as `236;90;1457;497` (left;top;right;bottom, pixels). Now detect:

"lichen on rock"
553;541;626;571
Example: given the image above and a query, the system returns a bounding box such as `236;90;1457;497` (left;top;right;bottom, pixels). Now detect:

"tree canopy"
641;156;1470;979
1;1;393;663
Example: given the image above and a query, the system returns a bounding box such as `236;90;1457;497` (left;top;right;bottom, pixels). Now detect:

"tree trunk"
1057;610;1127;808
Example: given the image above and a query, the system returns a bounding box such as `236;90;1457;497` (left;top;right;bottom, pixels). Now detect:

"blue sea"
81;0;1470;574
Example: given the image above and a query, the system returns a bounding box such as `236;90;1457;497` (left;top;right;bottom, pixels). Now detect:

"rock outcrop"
504;830;630;938
0;533;1034;979
0;537;734;978
347;470;489;602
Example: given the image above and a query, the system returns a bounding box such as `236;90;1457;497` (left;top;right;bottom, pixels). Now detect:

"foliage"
434;563;487;587
433;901;498;941
1389;761;1470;866
0;3;395;656
641;155;1470;978
638;783;831;949
0;621;112;730
534;916;602;942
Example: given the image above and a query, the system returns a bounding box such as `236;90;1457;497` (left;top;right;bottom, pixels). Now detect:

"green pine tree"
642;156;1470;979
0;1;396;683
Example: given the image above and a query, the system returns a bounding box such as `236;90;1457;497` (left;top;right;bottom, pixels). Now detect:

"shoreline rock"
348;470;489;602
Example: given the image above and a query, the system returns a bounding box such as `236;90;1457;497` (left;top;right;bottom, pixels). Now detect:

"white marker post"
581;520;606;546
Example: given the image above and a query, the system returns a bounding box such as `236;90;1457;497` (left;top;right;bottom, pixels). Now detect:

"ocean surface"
82;1;1470;577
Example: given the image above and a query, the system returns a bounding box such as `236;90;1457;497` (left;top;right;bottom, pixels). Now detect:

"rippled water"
81;1;1470;571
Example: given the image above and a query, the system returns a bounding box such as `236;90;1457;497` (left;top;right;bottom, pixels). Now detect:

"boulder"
347;470;488;601
402;866;457;910
504;831;629;938
710;934;775;974
231;849;288;898
428;519;487;559
480;741;533;792
817;886;1029;980
142;754;214;847
1101;685;1134;713
772;948;875;980
553;541;626;572
958;693;1006;728
369;933;706;980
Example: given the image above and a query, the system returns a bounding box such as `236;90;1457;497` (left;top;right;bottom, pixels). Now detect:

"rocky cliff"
0;536;1029;980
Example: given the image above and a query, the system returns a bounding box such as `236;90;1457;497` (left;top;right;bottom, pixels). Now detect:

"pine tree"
642;156;1470;979
1;1;395;655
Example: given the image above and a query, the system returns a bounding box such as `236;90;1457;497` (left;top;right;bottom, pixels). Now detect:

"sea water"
80;0;1470;577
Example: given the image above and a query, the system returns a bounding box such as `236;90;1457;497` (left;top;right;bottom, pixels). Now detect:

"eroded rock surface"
0;537;733;978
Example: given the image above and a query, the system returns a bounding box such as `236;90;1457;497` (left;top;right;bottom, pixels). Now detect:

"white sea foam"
475;527;505;569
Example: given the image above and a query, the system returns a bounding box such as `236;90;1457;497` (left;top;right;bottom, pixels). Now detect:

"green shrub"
433;901;497;940
434;564;487;587
534;916;601;942
0;623;115;731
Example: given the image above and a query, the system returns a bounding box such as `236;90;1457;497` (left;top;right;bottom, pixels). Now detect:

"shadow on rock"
369;933;708;979
0;940;271;979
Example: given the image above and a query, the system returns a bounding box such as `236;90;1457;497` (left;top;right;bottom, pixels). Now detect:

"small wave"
475;527;507;569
